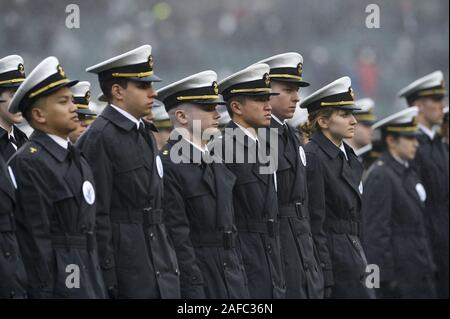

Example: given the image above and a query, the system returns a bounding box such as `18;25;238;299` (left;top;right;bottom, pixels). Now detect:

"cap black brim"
0;83;22;89
271;78;310;87
238;92;280;97
300;104;361;113
76;108;97;116
336;105;362;112
401;131;422;137
128;74;162;83
191;97;227;105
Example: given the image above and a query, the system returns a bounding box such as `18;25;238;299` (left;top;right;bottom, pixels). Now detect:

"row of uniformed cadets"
0;45;447;299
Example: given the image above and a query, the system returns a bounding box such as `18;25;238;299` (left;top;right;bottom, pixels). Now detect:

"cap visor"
0;83;22;89
271;78;310;87
238;91;280;97
336;104;361;112
403;130;422;137
129;74;162;83
192;97;227;105
76;108;97;116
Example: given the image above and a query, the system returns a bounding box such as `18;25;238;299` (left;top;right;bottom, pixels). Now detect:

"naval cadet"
159;70;250;299
77;45;180;299
8;57;106;298
301;77;375;299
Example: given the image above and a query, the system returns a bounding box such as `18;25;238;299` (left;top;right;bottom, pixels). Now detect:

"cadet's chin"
285;109;296;119
261;118;271;127
408;150;417;160
204;127;220;137
11;113;24;124
344;131;355;139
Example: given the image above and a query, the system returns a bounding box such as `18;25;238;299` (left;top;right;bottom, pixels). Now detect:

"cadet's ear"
111;83;125;101
317;116;330;129
31;106;47;125
30;97;48;125
386;134;397;148
230;100;243;116
174;109;188;125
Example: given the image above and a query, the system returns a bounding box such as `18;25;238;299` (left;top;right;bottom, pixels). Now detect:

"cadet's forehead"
52;86;73;98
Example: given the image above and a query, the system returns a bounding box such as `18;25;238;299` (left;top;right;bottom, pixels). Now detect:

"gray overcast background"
1;0;448;117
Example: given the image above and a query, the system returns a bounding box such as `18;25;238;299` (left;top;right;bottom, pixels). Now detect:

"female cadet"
301;77;375;299
362;107;436;298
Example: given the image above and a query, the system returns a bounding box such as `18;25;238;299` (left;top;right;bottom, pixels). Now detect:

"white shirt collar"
233;121;258;142
110;104;143;129
8;126;17;150
271;114;286;126
9;126;15;140
47;134;69;149
183;137;208;154
0;123;14;139
418;123;438;140
392;154;409;168
339;143;349;161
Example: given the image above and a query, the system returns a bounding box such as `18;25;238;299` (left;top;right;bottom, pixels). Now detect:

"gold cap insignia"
212;81;219;95
148;55;154;70
18;63;25;76
57;65;66;78
264;73;271;87
85;90;91;102
349;87;355;100
297;63;303;75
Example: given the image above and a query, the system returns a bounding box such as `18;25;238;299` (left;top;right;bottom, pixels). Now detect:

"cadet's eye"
137;82;152;90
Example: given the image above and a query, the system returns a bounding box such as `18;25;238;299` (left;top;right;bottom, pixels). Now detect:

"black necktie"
138;122;154;152
282;124;290;145
68;143;82;170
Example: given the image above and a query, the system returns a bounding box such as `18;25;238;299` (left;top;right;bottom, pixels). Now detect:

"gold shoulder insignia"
162;150;169;156
30;147;38;154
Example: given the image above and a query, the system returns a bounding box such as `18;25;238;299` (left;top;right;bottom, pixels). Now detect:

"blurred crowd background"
1;0;448;118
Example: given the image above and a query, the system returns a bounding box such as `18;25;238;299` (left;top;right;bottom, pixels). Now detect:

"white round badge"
415;183;427;202
299;146;307;166
156;155;164;178
82;181;96;205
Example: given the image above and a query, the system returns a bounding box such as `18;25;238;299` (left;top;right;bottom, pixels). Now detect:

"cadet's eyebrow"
58;95;71;101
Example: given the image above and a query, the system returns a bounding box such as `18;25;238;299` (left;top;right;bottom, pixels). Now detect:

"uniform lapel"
212;161;236;227
202;162;216;199
385;153;423;208
313;131;362;199
341;155;362;200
